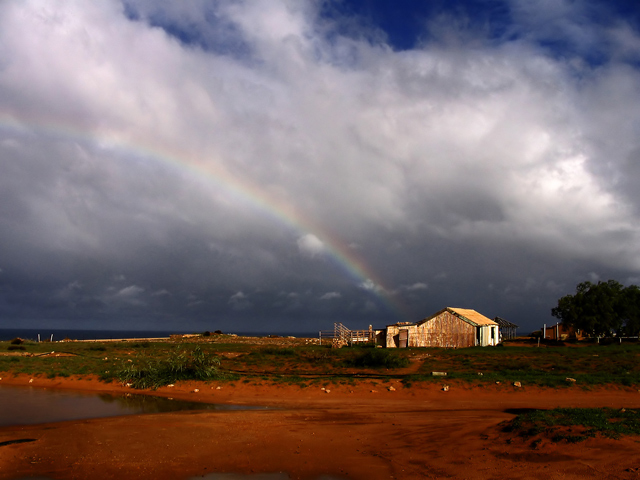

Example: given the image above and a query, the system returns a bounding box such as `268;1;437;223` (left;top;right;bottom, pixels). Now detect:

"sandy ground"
1;375;640;480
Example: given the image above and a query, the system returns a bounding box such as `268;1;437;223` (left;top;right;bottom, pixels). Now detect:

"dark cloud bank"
0;0;639;334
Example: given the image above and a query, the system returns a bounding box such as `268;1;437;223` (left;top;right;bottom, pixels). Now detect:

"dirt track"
1;375;640;479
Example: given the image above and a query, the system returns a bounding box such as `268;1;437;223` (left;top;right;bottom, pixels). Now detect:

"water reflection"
193;475;344;480
194;475;289;480
0;385;267;427
96;391;264;414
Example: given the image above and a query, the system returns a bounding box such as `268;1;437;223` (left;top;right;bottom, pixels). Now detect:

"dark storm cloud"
0;0;639;333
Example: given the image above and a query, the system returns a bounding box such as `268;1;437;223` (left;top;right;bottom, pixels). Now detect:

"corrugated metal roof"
387;322;417;327
493;316;519;328
448;308;497;326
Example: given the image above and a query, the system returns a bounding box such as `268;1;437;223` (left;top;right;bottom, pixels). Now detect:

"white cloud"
401;282;428;292
359;279;384;293
320;292;341;300
297;234;325;258
109;284;146;307
116;285;144;297
151;289;171;297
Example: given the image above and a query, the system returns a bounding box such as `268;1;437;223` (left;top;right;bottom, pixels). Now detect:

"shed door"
399;329;408;348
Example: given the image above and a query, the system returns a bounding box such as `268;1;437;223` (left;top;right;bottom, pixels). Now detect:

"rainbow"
0;114;408;320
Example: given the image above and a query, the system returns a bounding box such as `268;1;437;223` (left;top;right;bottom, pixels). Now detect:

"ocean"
0;328;319;342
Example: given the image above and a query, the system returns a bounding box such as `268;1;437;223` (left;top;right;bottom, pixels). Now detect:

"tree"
551;280;640;337
620;285;640;336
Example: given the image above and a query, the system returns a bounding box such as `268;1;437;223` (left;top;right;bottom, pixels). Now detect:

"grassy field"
1;336;639;389
502;407;640;444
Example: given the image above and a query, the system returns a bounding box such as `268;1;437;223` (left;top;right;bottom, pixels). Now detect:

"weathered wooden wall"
385;312;477;348
385;324;418;348
415;311;475;348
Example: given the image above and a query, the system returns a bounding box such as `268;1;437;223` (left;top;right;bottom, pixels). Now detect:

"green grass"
414;343;640;387
115;346;224;390
1;338;639;389
503;407;640;442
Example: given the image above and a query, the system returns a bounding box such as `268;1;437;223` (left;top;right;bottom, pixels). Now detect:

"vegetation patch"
259;347;296;356
0;337;639;388
346;348;409;369
115;346;224;389
503;407;640;443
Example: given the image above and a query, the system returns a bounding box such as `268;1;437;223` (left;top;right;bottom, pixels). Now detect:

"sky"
0;0;639;335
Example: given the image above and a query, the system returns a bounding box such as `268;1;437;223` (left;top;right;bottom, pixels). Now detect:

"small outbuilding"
382;307;499;348
540;322;583;341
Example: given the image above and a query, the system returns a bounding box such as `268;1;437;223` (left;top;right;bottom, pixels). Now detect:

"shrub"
348;349;409;369
10;338;24;345
304;349;334;364
116;346;223;390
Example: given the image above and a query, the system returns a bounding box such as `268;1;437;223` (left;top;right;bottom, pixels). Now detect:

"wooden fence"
319;323;375;347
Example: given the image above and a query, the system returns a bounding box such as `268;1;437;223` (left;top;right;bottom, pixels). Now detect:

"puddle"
192;475;344;480
0;385;267;427
16;475;343;480
193;475;289;480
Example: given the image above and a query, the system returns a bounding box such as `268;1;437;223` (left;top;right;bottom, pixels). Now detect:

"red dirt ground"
1;374;640;479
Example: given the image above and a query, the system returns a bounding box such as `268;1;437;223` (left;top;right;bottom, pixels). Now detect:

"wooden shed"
383;307;499;348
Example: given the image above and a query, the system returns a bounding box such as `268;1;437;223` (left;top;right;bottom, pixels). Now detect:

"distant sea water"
0;329;319;342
